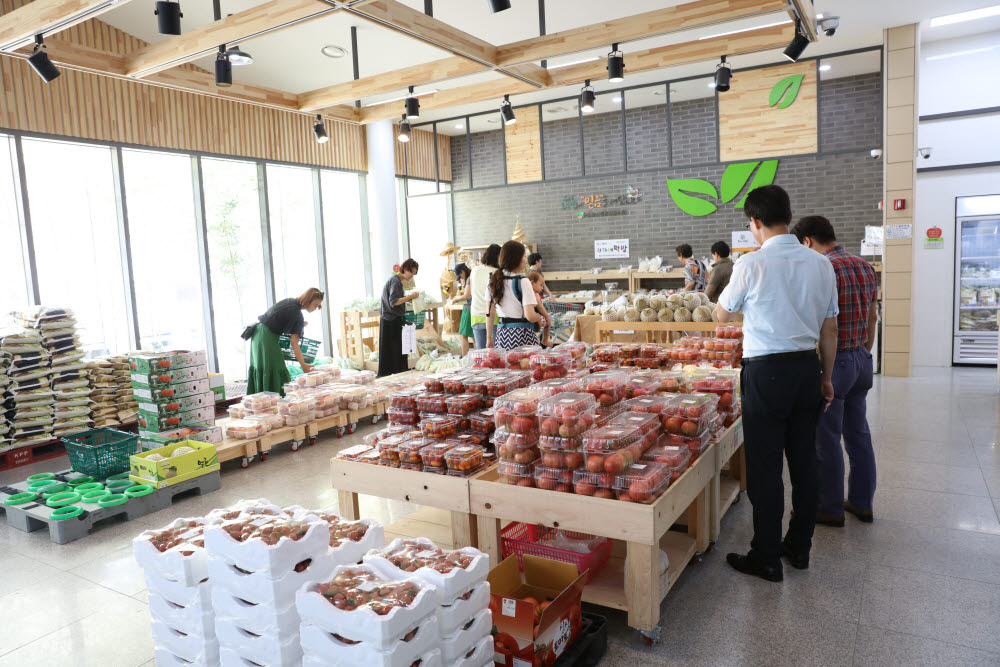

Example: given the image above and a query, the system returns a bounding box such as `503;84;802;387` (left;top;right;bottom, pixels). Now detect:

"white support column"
366;120;401;287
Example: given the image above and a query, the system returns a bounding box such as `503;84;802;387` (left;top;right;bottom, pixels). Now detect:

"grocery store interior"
0;0;999;665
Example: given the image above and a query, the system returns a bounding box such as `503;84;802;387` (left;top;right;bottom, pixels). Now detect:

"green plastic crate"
278;335;320;363
403;311;425;327
62;428;139;479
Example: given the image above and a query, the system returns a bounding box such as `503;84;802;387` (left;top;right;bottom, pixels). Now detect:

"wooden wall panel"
394;123;452;181
717;60;817;161
504;105;541;184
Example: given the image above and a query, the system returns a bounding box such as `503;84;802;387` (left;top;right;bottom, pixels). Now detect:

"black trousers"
740;352;822;566
377;318;407;377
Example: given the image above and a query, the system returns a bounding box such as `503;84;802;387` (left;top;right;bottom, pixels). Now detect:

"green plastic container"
62;428;138;479
278;335;320;363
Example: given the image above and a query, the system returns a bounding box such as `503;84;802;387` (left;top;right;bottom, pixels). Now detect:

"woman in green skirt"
244;288;325;395
449;263;474;355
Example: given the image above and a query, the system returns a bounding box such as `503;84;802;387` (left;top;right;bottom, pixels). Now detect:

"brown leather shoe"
815;511;845;527
844;500;874;523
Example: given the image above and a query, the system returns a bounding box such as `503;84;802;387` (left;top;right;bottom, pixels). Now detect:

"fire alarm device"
893;199;906;211
877;200;884;211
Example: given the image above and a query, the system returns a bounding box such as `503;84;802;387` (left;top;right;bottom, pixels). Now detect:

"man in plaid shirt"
793;216;879;526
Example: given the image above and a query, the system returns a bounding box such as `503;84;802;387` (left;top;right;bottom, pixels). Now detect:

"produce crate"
338;310;381;368
62;428;139;479
501;521;612;583
554;612;608;667
403;311;426;327
278;335;320;363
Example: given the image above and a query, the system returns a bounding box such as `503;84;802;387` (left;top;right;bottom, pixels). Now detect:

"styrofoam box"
363;537;489;600
208;552;335;607
134;517;210;586
148;592;215;640
211;586;299;637
206;499;290;520
295;564;439;650
151;619;219;664
437;581;490;636
290;508;386;566
452;634;493;667
215;617;302;666
299;613;439;667
205;519;330;576
303;648;443;667
154;645;219;667
145;572;212;609
441;608;492;664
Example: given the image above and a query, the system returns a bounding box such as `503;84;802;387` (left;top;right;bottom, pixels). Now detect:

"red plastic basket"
500;522;613;583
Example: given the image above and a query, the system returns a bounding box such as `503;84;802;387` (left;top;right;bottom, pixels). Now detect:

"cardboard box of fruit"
132;378;211;402
131;365;208;389
489;554;586;667
130;439;219;488
138;405;215;433
136;391;215;416
141;425;224;448
128;350;209;374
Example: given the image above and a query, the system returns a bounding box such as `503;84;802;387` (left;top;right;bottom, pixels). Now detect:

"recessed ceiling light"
707;82;716;88
321;45;348;58
612;96;622;103
455;123;464;129
819;64;831;71
699;18;791;40
547;56;600;69
929;4;1000;27
816;13;824;19
926;45;1000;60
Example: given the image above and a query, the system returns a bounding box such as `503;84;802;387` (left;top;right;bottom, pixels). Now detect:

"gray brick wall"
671;97;718;166
542;116;582;180
469;128;505;187
450;133;469;189
583;109;625;175
626;104;670;171
820;73;882;152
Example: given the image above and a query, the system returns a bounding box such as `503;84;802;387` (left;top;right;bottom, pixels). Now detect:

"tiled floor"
1;366;998;666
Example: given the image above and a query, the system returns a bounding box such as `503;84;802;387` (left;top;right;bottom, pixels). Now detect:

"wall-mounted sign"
595;239;629;259
925;226;944;250
862;226;884;255
562;186;642;219
731;231;760;253
769;74;805;109
886;223;913;240
666;160;779;217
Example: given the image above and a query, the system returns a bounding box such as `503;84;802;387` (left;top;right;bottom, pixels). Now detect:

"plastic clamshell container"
537;447;585;470
614;461;671;503
529;349;571;371
504;345;542;369
625;395;672;414
494;386;548;416
386;408;419;426
440;608;492;664
242;392;280;411
642;441;692;480
283;411;315;427
393;439;425;467
583;370;628;407
421;373;451;393
553;341;587;359
443;445;483;472
665;429;712;457
224;420;269;440
133;517;209;586
297;370;333;388
537;392;598;419
246;413;286;431
420;415;460;439
570;469;616;498
415;393;448;414
441;372;474;394
581;424;642;452
533;463;576;491
388;389;422;411
591;344;622;363
623;376;662;399
210;586;298;637
358;450;382;465
632;356;663;370
363;538;489;602
497;460;536;486
207;550;335;607
662;394;718;432
480;376;520;398
716;325;743;339
150;619;219;664
658;371;690;393
445;432;487;450
336;444;375;461
299;614;439;667
533;377;583;397
445;393;481;416
610;411;661;436
204;518;330;576
295;564;439;649
493;428;540;449
214;617;303;666
437;580;491;636
148;591;215;639
639;343;661;358
418;441;458;470
468;348;506;369
538;434;583;451
277;397;316;417
227;405;246;420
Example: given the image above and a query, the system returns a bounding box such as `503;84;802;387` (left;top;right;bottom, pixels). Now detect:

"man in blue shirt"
715;185;839;582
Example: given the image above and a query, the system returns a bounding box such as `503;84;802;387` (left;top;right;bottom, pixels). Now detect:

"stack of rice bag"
0;325;54;450
85;358;120;427
0;353;10;452
109;354;139;423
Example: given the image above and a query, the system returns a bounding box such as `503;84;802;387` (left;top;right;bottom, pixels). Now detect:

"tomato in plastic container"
495;429;540;464
432;413;469;430
721;403;742;427
553;341;587;359
537;392;597;438
242;391;281;411
312;568;424;613
614;461;670;503
388;389;422;411
507;370;532;389
528;349;572;381
442;372;473;394
594;402;628;428
445;445;484;472
422;373;450;392
469;348;506;369
584;370;628;407
716;325;743;339
568;367;592;379
632;356;663;370
467;409;496;434
571;469;616;498
505;345;542;370
625;395;672;415
420;415;460;439
623;376;662;399
533;377;583;397
610;411;661;436
582;424;643;452
482;376;520;398
591;344;623;364
447;431;488;448
539;434;583;451
619;344;640;360
415;392;448;414
642;439;691;481
538;446;585;471
386;408;419;426
534;463;575;491
588;362;618;373
335;444;375;461
419;441;457;470
498;461;536;487
358;449;381;465
395;439;426;466
666;430;711;457
639;343;661;359
658;371;689;393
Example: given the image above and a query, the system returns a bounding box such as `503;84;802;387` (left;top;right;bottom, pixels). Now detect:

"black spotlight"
313;114;329;144
154;0;182;36
500;94;516;125
580;79;595;113
607;43;624;83
397;114;411;143
783;19;810;62
487;0;511;13
225;45;253;66
27;35;60;83
215;50;232;87
405;86;420;120
714;55;732;92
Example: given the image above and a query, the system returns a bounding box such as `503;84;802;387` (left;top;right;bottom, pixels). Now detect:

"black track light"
398;114;411;143
500;94;516;125
215;49;232;87
405;86;420;120
225;45;253;66
313;114;329;144
607;43;625;83
783;19;810;62
487;0;511;13
580;80;595;113
27;35;60;83
154;0;182;36
714;55;732;92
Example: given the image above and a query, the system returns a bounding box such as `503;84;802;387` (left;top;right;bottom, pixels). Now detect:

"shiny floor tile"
877;459;989;497
854;626;1000;666
873;486;1000;534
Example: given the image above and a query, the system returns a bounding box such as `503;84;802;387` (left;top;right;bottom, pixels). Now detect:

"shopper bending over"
448;262;474;356
705;241;734;302
486;241;542;350
469;244;501;350
245;288;324;395
527;270;554;347
715;185;839;583
527;253;552;298
378;259;420;377
676;244;707;292
792;215;879;526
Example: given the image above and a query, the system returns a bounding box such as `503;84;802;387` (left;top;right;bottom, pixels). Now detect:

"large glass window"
0;135;29;309
22;138;129;357
322;171;366;346
266;164;324;351
406;189;450;298
202;157;267;381
122;149;207;353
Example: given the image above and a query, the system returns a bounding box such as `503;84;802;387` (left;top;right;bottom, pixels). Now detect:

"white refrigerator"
953;194;1000;365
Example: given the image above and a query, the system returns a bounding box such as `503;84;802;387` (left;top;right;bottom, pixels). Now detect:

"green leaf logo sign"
769;74;804;109
666;160;779;216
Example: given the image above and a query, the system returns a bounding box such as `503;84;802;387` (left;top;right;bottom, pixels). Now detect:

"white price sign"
594;239;629;259
886;223;912;240
731;230;760;252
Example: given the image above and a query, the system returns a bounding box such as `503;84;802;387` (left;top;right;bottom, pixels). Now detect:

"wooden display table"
330;458;481;549
711;420;746;542
595;321;731;344
469;439;718;638
629;269;685;292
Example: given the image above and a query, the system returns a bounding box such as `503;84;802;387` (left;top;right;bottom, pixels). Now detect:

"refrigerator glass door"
957;219;1000;334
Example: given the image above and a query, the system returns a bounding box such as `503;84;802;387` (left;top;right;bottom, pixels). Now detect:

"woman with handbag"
244;288;324;395
485;241;542;350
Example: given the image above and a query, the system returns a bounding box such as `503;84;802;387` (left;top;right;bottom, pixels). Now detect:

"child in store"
527;271;553;347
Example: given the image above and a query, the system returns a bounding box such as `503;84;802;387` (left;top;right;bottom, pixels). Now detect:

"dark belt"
741;350;816;366
499;317;529;324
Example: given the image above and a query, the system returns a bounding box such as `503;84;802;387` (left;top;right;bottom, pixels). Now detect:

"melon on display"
674;307;693;322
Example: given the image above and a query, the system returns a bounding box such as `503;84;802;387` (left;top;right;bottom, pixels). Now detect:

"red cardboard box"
489;554;587;667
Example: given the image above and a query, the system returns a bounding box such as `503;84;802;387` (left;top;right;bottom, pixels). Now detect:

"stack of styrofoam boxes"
134;517;218;666
205;506;335;667
363;538;493;667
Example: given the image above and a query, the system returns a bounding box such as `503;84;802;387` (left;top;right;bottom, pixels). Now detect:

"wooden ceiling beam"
363;77;537;123
494;0;788;66
0;0;128;51
787;0;818;41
